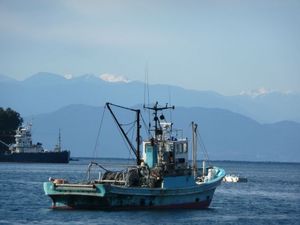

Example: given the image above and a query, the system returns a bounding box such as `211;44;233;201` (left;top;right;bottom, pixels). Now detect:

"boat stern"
43;181;108;209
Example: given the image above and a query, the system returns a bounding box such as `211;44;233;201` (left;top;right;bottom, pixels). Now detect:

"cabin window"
176;143;187;153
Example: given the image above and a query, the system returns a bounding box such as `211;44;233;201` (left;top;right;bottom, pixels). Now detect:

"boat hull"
44;178;222;210
0;151;70;163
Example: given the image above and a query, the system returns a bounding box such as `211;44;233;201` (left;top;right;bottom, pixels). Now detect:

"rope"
115;118;134;158
86;161;110;181
141;114;152;138
197;129;210;163
120;121;136;126
188;122;210;164
125;122;136;136
109;116;136;163
92;105;107;158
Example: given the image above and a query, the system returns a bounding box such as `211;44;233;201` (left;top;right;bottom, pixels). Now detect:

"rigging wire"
109;108;137;160
188;122;210;164
130;121;136;146
93;105;107;158
106;102;141;166
197;129;210;163
141;114;152;138
120;121;136;126
115;120;134;159
127;120;137;161
125;122;136;136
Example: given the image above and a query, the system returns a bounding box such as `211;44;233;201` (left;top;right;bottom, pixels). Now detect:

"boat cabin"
13;124;44;153
142;122;188;171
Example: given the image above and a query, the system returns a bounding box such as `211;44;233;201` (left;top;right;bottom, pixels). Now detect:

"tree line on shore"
0;107;23;151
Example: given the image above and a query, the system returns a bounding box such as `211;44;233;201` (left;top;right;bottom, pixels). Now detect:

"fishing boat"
43;102;225;209
0;124;70;163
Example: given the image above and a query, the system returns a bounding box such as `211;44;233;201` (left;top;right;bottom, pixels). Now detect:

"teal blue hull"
47;192;214;210
44;167;225;210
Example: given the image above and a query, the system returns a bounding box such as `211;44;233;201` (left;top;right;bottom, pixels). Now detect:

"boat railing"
86;161;109;181
55;183;96;188
96;179;126;184
86;161;129;185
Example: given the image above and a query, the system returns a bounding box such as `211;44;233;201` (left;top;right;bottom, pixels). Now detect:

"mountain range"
23;104;300;162
1;72;299;162
1;72;300;123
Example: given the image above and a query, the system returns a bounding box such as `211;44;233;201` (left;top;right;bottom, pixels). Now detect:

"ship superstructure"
0;124;70;163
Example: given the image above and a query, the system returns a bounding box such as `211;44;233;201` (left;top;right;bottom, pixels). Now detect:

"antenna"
144;63;151;134
144;102;175;138
144;65;147;107
168;86;173;128
146;63;150;107
144;62;151;106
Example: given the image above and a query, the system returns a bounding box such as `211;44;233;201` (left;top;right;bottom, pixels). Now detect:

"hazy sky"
0;0;299;95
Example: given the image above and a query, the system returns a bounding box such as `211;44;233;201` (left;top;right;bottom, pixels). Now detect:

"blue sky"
0;0;299;95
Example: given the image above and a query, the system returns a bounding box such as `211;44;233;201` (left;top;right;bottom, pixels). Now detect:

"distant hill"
0;74;16;83
24;104;300;162
1;72;300;123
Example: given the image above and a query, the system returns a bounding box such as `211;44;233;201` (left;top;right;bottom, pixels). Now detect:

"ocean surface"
0;159;299;225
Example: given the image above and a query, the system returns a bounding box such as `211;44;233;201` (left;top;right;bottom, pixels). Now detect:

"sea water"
0;159;299;225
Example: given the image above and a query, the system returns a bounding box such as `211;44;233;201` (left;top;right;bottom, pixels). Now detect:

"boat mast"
58;128;61;152
192;122;198;177
106;102;141;165
136;109;141;165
